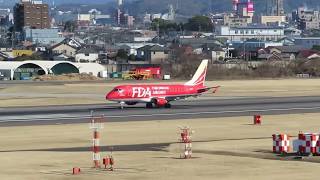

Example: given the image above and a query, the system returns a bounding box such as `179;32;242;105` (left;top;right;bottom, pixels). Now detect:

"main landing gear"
146;102;172;108
164;103;171;108
146;102;153;108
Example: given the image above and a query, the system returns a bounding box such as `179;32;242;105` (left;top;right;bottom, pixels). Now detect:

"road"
0;96;320;126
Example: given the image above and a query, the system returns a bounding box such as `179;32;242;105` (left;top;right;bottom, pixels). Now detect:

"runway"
0;96;320;126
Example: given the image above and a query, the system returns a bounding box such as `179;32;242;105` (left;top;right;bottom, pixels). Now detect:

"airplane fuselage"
106;84;202;103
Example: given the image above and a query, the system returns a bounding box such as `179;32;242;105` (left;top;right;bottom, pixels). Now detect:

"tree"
184;16;213;32
151;18;179;34
116;49;128;60
64;21;78;32
312;45;320;51
128;54;136;61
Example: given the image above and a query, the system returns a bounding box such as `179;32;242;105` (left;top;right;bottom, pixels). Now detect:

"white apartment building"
216;26;285;41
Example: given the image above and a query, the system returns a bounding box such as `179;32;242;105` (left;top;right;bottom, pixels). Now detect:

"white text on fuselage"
132;87;169;98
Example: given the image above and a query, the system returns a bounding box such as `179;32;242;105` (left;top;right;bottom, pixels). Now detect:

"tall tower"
117;0;123;7
247;0;254;17
271;0;284;16
232;0;239;12
277;0;284;16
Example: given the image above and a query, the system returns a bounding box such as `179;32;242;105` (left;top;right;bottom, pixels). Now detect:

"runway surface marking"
1;106;320;123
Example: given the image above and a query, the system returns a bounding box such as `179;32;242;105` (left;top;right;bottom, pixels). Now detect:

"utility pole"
157;21;160;44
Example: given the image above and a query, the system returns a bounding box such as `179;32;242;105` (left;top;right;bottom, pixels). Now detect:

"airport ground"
1;79;320;179
0;78;320;107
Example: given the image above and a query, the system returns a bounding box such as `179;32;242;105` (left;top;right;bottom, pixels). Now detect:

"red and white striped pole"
90;111;104;168
93;127;100;168
179;126;193;159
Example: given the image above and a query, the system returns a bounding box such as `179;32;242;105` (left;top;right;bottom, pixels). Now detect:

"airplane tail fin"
184;59;208;87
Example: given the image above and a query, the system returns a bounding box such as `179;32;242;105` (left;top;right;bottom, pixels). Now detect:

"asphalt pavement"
0;96;320;126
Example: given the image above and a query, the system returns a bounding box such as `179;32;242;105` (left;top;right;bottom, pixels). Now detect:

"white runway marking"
1;106;320;123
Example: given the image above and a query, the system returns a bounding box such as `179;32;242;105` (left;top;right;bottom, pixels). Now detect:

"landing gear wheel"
164;103;171;108
146;102;153;108
120;102;125;109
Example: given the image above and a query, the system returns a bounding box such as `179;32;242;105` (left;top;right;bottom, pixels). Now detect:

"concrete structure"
294;37;320;49
51;42;78;58
223;13;252;27
231;40;283;52
216;26;285;41
267;0;285;16
24;28;64;45
75;48;99;63
224;0;254;27
116;43;161;56
117;0;123;7
0;60;105;80
14;0;50;32
209;47;226;61
137;45;169;64
258;16;286;26
292;7;320;30
232;0;254;18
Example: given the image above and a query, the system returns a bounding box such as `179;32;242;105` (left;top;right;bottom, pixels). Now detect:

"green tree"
116;49;128;60
128;54;136;61
64;21;78;32
151;18;179;34
184;16;213;32
312;45;320;51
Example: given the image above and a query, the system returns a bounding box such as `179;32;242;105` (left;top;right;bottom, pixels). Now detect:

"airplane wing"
197;86;220;93
165;86;220;102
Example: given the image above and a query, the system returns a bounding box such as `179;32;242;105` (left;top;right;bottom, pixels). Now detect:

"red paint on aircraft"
106;60;219;108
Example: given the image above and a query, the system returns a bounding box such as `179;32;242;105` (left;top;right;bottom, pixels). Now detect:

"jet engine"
153;98;168;107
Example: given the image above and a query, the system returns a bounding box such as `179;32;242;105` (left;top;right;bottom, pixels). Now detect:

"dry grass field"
1;114;320;180
0;78;320;107
1;78;320;179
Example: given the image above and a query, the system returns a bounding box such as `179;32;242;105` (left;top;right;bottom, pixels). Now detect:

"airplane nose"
106;92;112;100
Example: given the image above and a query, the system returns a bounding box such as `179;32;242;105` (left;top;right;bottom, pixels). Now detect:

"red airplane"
106;59;219;108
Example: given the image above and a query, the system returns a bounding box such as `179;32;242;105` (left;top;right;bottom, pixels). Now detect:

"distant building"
0;60;105;80
137;45;169;64
77;14;92;27
75;47;100;63
294;37;320;49
0;9;12;26
216;26;285;41
231;40;283;52
256;16;286;26
50;41;78;58
24;28;64;45
292;7;320;30
267;0;285;16
223;13;252;27
14;0;50;32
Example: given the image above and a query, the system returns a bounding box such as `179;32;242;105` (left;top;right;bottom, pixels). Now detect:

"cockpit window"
114;88;124;92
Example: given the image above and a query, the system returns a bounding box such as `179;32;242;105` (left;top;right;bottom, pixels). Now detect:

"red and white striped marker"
272;134;290;153
90;113;104;168
93;129;100;168
298;133;319;155
179;127;193;159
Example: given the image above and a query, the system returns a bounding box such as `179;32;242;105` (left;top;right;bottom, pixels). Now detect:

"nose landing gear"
119;101;125;109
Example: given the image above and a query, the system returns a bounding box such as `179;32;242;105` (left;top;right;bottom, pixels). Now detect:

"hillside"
2;0;320;16
125;0;320;16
